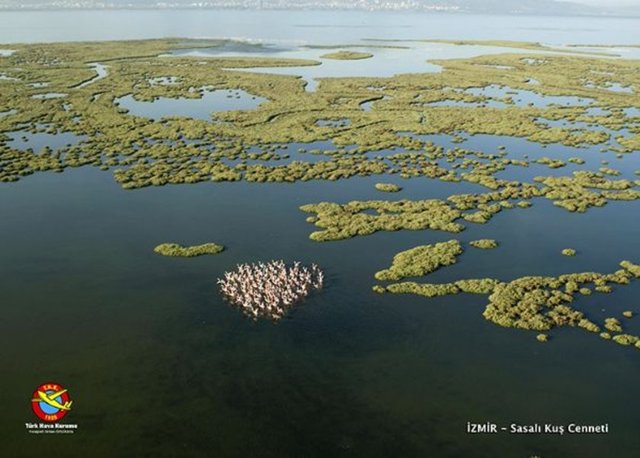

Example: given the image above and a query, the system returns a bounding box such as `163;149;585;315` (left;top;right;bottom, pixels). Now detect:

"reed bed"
375;183;402;193
320;51;373;60
378;259;640;351
154;242;224;257
2;39;640;188
470;239;498;249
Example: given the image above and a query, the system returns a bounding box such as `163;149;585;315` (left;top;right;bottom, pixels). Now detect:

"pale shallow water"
0;10;639;46
31;92;67;100
75;63;109;88
115;88;267;120
176;42;560;91
0;109;17;117
464;85;594;107
6;129;87;152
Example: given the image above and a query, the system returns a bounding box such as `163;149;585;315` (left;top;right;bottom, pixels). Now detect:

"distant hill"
0;0;638;17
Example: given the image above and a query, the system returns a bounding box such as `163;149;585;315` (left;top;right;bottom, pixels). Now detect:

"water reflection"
6;128;86;151
115;87;267;121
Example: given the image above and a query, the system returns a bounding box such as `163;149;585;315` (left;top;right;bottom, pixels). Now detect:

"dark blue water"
1;137;639;457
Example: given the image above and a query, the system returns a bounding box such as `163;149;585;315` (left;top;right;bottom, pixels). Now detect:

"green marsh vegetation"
374;182;402;192
1;39;640;187
154;242;225;257
374;240;462;281
301;171;640;242
373;259;640;350
423;39;618;56
470;239;498;249
604;317;623;333
612;334;639;346
320;51;373;60
300;199;466;241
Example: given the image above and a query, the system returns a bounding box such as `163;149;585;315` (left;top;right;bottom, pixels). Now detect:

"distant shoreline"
0;7;638;19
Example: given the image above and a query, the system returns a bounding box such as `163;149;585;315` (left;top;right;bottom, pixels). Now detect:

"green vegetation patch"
376;260;640;351
302;171;640;242
374;240;463;281
425;39;619;58
300;199;465;242
375;183;402;192
154;242;225;257
2;39;640;189
470;239;498;249
320;51;373;60
604;317;623;332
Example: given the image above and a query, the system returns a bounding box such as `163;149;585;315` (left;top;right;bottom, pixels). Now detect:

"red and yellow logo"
31;383;73;422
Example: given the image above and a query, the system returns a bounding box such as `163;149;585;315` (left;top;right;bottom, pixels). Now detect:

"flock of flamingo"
218;260;324;320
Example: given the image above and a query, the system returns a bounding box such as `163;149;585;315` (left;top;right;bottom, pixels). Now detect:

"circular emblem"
30;382;73;422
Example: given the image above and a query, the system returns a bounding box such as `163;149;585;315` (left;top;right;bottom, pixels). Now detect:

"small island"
375;182;402;192
154;242;225;257
320;50;373;60
374;240;463;281
470;239;498;249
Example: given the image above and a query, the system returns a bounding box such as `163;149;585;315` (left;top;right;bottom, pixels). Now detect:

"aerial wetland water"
0;31;639;458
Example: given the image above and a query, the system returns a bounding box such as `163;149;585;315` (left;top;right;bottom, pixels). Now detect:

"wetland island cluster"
1;38;639;347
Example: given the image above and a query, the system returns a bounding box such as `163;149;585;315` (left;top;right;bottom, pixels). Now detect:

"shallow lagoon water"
316;118;352;128
115;88;266;121
180;44;442;91
75;63;109;89
1;9;640;458
31;92;67;100
6;129;86;152
464;84;594;108
602;82;634;94
624;107;640;117
585;81;635;94
181;41;606;92
0;109;17;117
425;99;508;108
404;132;640;181
0;72;18;81
360;96;391;111
585;107;611;116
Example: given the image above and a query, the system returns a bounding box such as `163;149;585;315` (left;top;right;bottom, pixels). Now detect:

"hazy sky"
574;0;639;5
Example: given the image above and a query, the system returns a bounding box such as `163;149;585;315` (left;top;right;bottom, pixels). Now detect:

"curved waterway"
74;63;109;89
